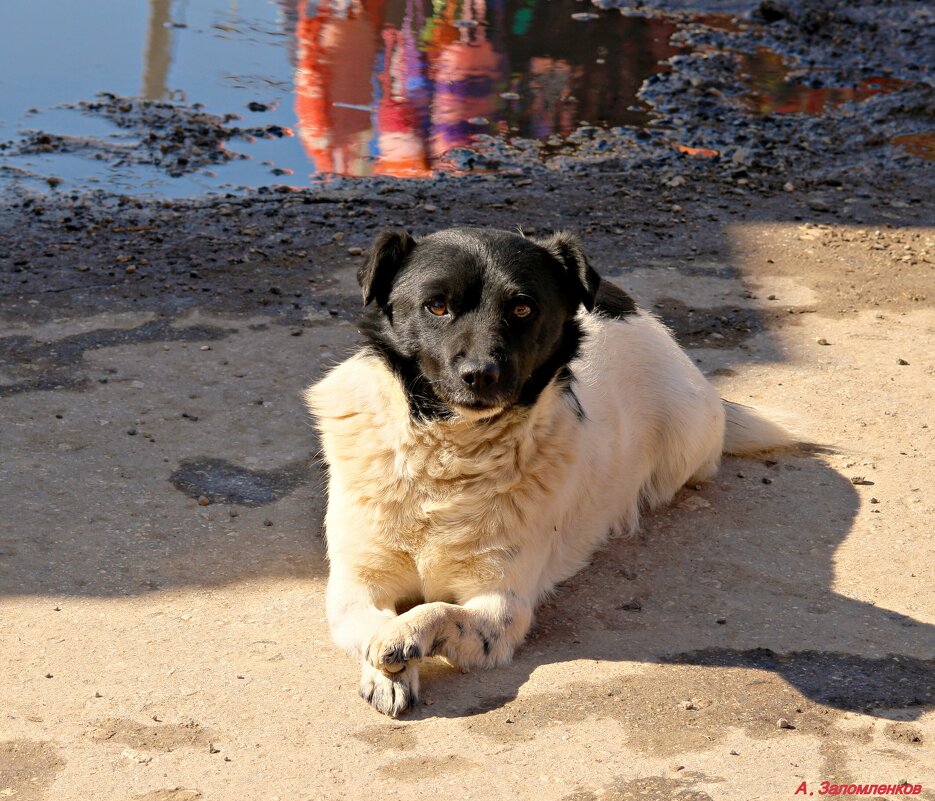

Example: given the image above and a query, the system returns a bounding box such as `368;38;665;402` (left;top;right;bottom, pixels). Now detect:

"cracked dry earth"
1;169;934;799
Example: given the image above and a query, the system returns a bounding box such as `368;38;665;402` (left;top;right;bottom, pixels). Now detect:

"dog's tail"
722;400;796;455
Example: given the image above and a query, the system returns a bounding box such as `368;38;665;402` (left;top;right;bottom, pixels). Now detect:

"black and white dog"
306;227;790;716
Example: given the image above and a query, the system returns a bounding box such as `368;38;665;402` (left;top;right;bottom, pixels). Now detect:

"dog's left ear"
358;229;416;306
537;231;601;312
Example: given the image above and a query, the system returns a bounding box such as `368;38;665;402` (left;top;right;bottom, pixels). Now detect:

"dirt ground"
2;0;934;798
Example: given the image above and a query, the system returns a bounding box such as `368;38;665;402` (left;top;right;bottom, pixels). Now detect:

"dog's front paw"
366;617;428;675
359;660;419;717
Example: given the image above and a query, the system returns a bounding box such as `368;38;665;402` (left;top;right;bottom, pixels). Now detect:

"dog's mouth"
448;401;508;421
440;384;516;420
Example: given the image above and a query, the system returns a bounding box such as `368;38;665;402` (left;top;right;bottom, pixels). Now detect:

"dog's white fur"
305;309;790;715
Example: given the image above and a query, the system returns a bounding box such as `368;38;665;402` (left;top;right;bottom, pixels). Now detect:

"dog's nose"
459;361;500;390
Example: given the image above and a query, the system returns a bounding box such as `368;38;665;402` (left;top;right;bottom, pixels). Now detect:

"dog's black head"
357;227;601;421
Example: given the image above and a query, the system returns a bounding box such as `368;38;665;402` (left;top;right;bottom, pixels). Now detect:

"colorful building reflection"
291;0;681;176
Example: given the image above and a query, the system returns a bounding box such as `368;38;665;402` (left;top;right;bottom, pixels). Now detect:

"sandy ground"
1;0;934;793
1;187;933;799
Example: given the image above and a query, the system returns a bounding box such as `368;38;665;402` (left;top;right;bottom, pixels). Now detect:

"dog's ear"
536;231;601;312
358;230;416;306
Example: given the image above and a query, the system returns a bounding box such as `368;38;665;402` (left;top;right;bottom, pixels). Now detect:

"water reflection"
291;0;681;176
892;131;934;161
143;0;174;100
741;48;911;114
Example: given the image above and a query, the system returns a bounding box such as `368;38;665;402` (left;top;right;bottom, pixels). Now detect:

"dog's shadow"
409;452;934;723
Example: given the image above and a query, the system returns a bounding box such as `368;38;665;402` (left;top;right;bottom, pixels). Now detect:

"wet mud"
0;740;65;801
563;776;715;801
0;319;235;397
169;456;312;506
89;718;214;752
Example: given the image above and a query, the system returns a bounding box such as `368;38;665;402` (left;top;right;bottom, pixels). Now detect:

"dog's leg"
326;568;421;717
367;590;534;676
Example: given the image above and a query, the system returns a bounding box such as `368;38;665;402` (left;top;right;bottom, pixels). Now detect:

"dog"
305;227;791;716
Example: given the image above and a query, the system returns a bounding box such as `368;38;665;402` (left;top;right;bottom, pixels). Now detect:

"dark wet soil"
170;456;312;506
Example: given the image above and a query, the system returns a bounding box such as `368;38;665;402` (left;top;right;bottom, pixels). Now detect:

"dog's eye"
511;302;533;319
426;299;449;316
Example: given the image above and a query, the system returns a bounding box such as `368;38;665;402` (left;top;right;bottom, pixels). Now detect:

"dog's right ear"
357;230;416;306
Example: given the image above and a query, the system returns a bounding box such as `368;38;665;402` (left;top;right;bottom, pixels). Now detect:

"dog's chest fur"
307;351;583;596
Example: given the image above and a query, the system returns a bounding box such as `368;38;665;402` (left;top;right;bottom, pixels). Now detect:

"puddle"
0;0;685;193
1;2;923;195
740;48;912;114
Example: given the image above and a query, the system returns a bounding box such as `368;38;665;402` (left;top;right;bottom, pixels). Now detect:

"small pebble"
681;700;698;710
777;718;795;730
200;345;211;351
618;599;642;611
423;204;437;213
816;338;830;345
762;477;772;484
347;246;363;256
715;617;727;624
897;358;909;365
869;497;879;504
729;749;740;756
850;476;874;486
783;182;795;192
198;496;211;506
767;294;777;300
263;519;273;527
126;428;137;436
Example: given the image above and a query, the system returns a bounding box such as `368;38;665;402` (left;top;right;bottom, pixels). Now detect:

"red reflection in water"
291;0;684;177
892;130;935;161
295;0;384;176
741;48;912;114
675;143;719;158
